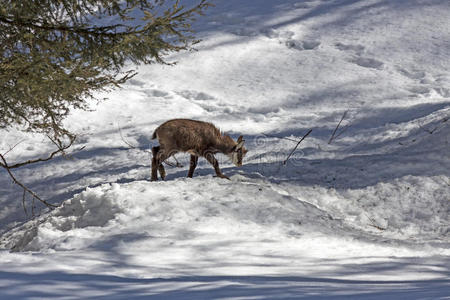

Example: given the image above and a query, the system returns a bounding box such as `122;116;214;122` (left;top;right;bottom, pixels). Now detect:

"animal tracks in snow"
285;39;321;51
335;42;384;70
350;57;384;70
261;28;321;51
397;67;450;98
335;42;365;54
176;90;233;114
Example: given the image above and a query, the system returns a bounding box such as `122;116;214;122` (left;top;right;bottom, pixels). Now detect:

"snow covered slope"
1;0;449;298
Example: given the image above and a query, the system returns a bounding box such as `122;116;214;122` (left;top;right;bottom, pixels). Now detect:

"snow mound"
1;177;340;252
285;176;450;245
2;174;448;256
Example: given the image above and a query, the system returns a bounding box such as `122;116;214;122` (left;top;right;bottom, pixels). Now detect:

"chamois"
151;119;247;181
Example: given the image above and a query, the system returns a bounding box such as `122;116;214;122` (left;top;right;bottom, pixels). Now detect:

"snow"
1;0;449;298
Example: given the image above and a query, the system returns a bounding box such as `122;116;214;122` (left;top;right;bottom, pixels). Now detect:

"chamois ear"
232;136;245;151
235;139;245;150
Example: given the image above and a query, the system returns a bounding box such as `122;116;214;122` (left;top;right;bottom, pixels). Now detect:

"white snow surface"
1;0;449;298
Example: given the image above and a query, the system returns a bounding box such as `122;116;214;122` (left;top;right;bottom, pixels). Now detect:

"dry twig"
0;154;58;210
0;136;75;169
328;111;348;144
283;129;313;165
0;135;75;213
365;213;386;231
418;117;449;134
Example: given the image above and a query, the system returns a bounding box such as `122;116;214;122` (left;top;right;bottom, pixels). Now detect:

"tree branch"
0;15;134;37
0;154;58;209
2;135;75;169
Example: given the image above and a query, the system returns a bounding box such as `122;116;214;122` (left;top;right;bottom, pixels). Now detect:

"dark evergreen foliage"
0;0;211;139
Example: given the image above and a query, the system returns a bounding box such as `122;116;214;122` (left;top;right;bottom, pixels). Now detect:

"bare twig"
118;124;140;150
22;189;28;217
328;111;348;144
418;117;449;134
0;135;75;212
365;213;386;231
400;117;448;146
32;196;36;216
0;154;58;209
164;158;184;168
0;135;75;169
2;139;26;157
262;133;299;143
283;129;312;165
333;124;351;140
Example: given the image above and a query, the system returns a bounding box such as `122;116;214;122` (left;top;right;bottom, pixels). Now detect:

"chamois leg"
156;148;170;180
204;153;230;180
188;155;198;178
151;146;160;181
158;163;166;180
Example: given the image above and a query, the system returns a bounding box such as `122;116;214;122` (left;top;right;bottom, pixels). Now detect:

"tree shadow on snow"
1;100;448;232
0;256;449;300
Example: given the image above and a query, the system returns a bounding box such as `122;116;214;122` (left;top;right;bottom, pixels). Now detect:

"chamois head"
229;135;248;167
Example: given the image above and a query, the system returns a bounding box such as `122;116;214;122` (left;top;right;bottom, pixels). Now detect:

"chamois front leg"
204;153;230;180
188;155;198;178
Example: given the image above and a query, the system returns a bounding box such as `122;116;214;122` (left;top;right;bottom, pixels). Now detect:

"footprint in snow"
397;68;450;98
261;28;295;40
407;86;450;98
334;42;383;70
126;79;147;87
144;89;170;98
286;39;321;51
350;57;384;70
177;90;215;101
335;42;365;55
177;90;232;114
230;27;259;37
396;67;427;80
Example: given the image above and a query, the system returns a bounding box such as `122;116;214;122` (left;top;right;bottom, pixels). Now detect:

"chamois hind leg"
204;153;230;180
188;155;198;178
158;160;166;180
151;146;160;181
156;147;171;180
151;146;168;181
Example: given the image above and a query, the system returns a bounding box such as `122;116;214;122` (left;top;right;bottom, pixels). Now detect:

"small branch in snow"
399;117;448;146
118;123;141;150
365;213;386;231
328;111;348;144
418;117;449;135
22;189;28;217
438;177;450;186
283;129;312;165
262;133;299;143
